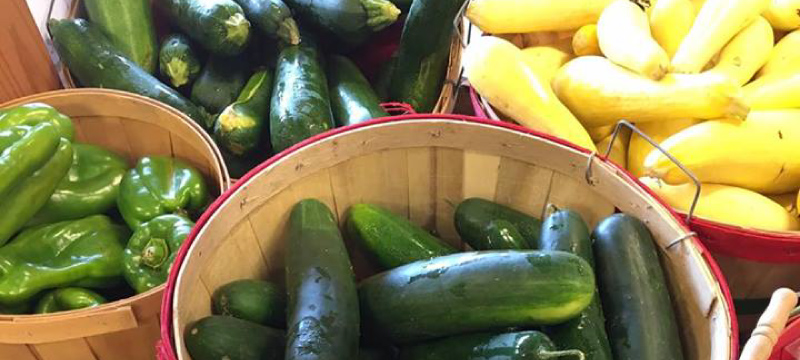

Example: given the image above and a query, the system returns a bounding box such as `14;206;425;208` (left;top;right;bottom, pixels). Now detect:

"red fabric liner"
773;317;800;360
157;114;738;360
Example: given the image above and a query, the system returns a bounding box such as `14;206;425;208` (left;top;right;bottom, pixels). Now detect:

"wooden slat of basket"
716;255;800;300
407;148;436;230
198;220;267;292
0;306;138;344
171;133;214;182
463;151;501;201
434;147;464;247
494;157;554;218
121;120;175;160
74;116;136;163
86;316;161;360
34;338;97;360
0;343;38;360
547;172;615;228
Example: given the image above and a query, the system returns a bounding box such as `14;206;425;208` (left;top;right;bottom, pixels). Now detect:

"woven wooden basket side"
165;117;734;360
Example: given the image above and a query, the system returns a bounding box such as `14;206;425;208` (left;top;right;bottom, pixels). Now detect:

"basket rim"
157;114;739;360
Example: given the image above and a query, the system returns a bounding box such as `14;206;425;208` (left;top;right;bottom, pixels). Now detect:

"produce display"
466;0;800;232
0;103;212;314
187;198;683;360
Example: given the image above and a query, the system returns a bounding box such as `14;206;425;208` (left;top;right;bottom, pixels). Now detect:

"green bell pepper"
117;156;210;229
124;214;194;293
35;287;107;314
0;123;74;246
0;103;74;141
28;143;128;227
0;215;130;306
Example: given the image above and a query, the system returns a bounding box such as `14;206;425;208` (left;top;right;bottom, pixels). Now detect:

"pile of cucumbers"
185;198;685;360
48;0;466;177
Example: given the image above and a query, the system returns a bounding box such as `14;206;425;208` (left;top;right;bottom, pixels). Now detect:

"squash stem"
540;349;586;360
278;18;301;46
165;58;190;88
360;0;401;31
225;13;251;47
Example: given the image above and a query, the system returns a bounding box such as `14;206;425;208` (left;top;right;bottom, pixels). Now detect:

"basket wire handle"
740;288;799;360
454;0;472;49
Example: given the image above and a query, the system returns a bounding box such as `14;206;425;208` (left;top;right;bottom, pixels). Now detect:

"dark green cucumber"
346;203;457;269
388;0;465;112
185;315;285;360
388;0;412;12
454;198;541;250
234;0;300;45
285;199;359;359
592;214;684;360
359;250;595;344
270;37;334;152
159;34;203;88
220;148;267;179
398;331;584;360
214;69;273;156
191;55;250;116
211;279;285;328
283;0;400;47
374;55;396;101
48;19;209;127
541;209;613;360
328;55;389;126
160;0;251;56
360;347;395;360
84;0;158;73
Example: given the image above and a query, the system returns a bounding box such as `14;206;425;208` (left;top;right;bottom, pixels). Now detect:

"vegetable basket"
0;89;230;360
158;115;736;359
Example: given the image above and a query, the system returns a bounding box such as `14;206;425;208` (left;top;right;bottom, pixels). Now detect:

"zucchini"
398;331;584;360
592;214;684;360
48;19;210;127
270;36;335;152
159;34;203;88
185;315;285;360
160;0;251;56
345;203;457;269
328;55;389;126
374;54;396;101
387;0;465;112
191;56;250;117
212;279;285;328
360;347;396;360
214;69;273;156
234;0;300;45
84;0;158;73
540;209;613;360
359;250;595;344
220;148;266;179
454;198;541;250
283;0;400;47
285;199;359;359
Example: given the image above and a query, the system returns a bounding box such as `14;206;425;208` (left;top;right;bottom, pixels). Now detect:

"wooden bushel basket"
0;89;230;360
157;115;736;360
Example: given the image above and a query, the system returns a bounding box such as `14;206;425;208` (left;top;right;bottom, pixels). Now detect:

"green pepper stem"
278;18;301;45
142;238;169;269
225;13;251;47
360;0;401;32
540;349;586;360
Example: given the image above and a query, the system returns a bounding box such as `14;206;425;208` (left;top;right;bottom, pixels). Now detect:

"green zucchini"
346;204;457;269
220;148;266;179
328;55;389;126
541;209;613;360
285;199;359;359
83;0;157;73
212;279;285;328
360;347;396;360
374;54;396;101
159;34;203;88
160;0;251;56
592;214;684;360
185;315;285;360
214;69;273;156
270;36;334;152
388;0;412;12
48;19;209;127
359;250;596;344
234;0;300;45
283;0;400;47
388;0;465;112
398;331;584;360
191;56;250;117
454;198;541;250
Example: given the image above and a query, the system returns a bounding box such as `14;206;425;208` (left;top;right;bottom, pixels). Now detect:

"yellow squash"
758;29;800;78
597;0;670;80
465;36;596;150
627;118;701;178
743;72;800;109
704;16;773;86
764;0;800;30
768;192;799;216
595;127;631;168
572;24;602;56
649;0;696;58
587;124;615;142
520;47;573;82
466;0;616;33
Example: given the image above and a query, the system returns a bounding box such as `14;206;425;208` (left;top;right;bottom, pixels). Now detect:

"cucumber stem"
360;0;401;31
540;349;586;360
225;13;251;47
278;18;301;46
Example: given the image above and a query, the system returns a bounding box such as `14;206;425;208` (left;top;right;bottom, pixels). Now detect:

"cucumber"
592;214;684;360
220;148;266;179
454;198;541;250
159;34;203;88
84;0;158;73
388;0;412;12
283;0;400;47
359;250;596;344
398;331;584;360
184;315;285;360
211;279;285;328
214;69;273;156
328;55;389;126
234;0;300;45
270;36;335;152
48;19;209;127
540;209;613;360
374;55;396;101
345;203;457;269
191;56;250;116
285;199;359;359
360;347;396;360
387;0;465;112
160;0;251;56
